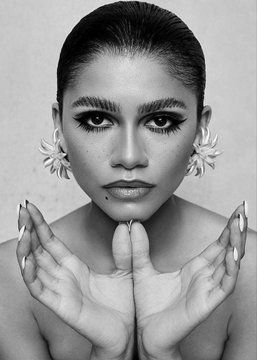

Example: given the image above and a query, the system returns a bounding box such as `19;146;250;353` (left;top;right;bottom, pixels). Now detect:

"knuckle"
45;231;55;244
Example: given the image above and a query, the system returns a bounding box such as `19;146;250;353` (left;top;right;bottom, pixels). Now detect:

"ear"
52;102;68;154
194;105;212;139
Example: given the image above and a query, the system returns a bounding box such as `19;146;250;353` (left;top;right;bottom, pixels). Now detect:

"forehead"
64;54;197;111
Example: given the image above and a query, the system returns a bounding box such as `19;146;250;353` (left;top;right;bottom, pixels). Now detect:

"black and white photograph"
0;1;256;359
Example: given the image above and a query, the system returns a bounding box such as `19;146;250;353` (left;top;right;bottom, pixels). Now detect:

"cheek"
65;136;105;190
154;134;194;185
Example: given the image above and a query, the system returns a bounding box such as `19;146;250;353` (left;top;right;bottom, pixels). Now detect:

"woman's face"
56;54;199;222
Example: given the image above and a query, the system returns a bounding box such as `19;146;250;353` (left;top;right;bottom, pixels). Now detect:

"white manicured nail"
127;219;133;233
21;256;26;271
16;203;21;217
18;225;26;242
233;247;238;262
243;200;248;218
238;214;244;232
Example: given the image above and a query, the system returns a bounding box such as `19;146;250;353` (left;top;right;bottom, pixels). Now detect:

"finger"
17;221;34;268
18;205;43;254
32;243;60;277
227;203;244;228
212;246;226;269
198;227;230;266
112;223;132;272
26;201;73;266
130;221;155;275
197;203;245;267
229;215;242;265
210;218;240;305
17;210;60;278
238;209;247;259
212;251;226;286
37;267;60;292
22;255;60;310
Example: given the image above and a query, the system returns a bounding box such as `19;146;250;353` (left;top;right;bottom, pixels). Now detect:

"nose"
110;125;148;169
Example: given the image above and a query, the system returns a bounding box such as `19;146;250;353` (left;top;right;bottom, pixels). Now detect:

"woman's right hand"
16;201;134;360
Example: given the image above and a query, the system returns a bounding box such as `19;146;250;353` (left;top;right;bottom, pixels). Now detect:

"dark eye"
145;113;187;135
87;113;111;126
147;116;171;129
73;111;113;133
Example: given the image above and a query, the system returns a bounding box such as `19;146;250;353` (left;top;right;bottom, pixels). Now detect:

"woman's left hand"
131;204;247;360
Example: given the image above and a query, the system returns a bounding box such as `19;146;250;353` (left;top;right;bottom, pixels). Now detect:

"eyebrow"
71;96;187;113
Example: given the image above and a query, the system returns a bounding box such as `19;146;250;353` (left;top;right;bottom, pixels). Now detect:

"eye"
72;111;113;133
145;113;187;135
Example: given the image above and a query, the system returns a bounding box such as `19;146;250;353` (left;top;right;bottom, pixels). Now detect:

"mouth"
103;179;155;188
104;186;152;200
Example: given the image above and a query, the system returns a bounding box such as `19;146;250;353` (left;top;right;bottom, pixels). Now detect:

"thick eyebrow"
71;96;186;113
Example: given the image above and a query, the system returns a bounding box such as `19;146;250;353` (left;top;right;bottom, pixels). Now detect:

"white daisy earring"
186;126;222;178
38;128;72;180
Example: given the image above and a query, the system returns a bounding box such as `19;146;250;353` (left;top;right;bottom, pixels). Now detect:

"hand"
130;204;247;359
16;201;134;359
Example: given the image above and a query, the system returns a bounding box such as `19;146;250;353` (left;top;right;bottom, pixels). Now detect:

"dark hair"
57;1;206;119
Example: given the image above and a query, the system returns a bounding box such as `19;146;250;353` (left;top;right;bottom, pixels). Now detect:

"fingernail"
238;214;244;232
243;200;248;218
126;219;134;233
233;246;238;262
16;203;21;217
18;225;26;242
24;199;29;208
21;256;26;271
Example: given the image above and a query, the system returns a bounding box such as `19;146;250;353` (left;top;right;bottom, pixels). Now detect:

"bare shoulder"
0;237;35;330
176;196;257;357
0;238;28;297
0;238;50;358
177;195;256;271
227;228;257;351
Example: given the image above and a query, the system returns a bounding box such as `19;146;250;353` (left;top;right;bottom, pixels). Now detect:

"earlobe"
52;102;62;130
194;105;212;141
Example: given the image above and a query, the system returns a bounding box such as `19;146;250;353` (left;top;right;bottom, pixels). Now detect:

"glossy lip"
105;187;152;200
103;180;155;188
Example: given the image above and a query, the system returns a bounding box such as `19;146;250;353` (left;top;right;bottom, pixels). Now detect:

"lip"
103;180;155;188
105;187;152;200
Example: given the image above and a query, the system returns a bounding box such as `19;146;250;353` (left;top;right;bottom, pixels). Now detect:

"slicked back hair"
57;1;206;119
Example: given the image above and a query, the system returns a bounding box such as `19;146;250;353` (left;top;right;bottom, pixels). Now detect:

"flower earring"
186;126;222;178
38;128;72;180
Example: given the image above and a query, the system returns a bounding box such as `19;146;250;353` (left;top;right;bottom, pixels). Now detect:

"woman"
0;1;256;359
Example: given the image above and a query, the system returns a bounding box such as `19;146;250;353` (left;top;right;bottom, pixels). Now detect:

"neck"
84;195;183;258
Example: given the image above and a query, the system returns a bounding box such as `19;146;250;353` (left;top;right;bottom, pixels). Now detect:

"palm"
134;262;219;350
131;213;245;354
17;202;134;353
50;257;134;348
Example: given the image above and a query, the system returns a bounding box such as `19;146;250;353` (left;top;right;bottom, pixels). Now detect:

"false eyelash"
73;111;187;135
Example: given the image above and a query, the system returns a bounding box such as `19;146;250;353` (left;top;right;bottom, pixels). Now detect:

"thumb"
112;223;132;272
130;221;155;274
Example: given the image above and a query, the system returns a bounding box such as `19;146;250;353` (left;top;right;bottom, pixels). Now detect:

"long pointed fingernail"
243;200;248;218
233;246;238;261
238;214;244;232
16;203;21;217
21;256;26;271
18;225;26;242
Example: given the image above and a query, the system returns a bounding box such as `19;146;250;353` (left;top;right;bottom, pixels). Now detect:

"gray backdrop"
0;0;256;242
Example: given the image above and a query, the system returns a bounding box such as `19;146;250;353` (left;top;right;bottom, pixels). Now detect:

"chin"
100;198;164;223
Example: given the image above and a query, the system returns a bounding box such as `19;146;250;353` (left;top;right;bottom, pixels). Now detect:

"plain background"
0;0;256;243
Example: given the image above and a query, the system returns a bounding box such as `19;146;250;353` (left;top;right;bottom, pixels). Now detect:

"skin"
0;54;256;360
55;54;209;224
